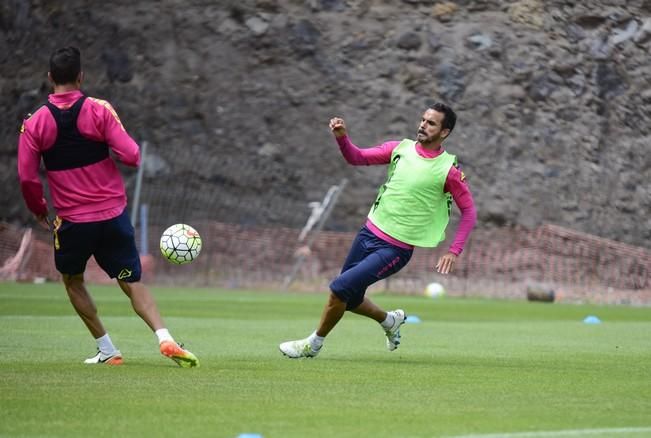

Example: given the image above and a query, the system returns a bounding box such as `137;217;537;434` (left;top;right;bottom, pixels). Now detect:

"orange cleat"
160;341;199;368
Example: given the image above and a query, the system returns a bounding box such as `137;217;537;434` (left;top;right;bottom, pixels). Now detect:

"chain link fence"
2;220;650;306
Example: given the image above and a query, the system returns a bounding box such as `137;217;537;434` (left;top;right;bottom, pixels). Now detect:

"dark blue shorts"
330;226;413;310
53;209;141;282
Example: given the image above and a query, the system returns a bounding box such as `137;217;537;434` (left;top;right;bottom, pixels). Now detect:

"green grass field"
1;282;650;438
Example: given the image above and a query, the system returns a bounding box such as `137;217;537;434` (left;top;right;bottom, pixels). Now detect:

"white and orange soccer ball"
159;224;202;265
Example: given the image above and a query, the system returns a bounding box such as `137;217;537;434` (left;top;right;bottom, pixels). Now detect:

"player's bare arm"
329;117;347;138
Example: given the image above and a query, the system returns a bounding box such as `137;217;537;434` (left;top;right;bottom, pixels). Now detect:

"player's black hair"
429;102;457;136
49;46;81;85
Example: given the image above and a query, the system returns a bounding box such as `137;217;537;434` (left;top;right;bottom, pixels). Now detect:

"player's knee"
62;273;84;287
345;295;364;310
329;278;346;300
329;279;363;310
117;279;146;299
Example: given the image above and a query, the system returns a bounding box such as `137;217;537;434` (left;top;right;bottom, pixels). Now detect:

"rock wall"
2;0;650;248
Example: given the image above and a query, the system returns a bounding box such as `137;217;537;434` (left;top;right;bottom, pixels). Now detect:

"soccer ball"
424;282;446;298
159;224;202;265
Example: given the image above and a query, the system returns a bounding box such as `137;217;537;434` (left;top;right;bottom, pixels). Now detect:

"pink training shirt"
336;135;477;255
18;90;140;222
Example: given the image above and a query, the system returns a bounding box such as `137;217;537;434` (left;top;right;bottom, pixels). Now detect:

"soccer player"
279;103;476;358
17;47;199;367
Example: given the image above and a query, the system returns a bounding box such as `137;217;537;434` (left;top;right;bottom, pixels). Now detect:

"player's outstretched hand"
329;117;347;138
435;252;457;274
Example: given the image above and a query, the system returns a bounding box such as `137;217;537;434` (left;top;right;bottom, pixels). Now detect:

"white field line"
447;427;651;438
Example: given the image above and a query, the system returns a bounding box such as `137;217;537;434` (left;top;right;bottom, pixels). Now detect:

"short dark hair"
429;102;456;136
49;47;81;85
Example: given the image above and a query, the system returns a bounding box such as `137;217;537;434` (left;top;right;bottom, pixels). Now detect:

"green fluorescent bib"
368;139;456;247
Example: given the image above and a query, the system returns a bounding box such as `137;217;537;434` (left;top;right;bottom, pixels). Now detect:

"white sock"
308;331;324;350
155;328;174;344
96;333;117;355
380;313;395;329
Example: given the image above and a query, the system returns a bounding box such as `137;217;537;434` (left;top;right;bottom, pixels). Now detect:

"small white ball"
424;282;446;298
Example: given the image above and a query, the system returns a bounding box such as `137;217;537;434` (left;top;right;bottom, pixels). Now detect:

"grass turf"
0;282;650;438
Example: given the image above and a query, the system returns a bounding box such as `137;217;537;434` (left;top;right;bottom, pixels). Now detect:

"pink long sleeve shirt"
18;90;140;222
336;135;476;255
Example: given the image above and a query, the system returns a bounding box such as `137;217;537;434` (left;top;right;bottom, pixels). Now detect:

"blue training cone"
583;315;602;324
405;315;422;324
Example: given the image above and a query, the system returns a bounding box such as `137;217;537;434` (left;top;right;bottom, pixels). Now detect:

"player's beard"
417;130;442;147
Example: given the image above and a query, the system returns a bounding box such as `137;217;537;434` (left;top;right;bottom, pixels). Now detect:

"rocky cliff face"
2;0;650;248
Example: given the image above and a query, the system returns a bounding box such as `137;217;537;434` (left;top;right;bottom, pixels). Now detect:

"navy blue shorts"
330;226;413;310
53;209;141;282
